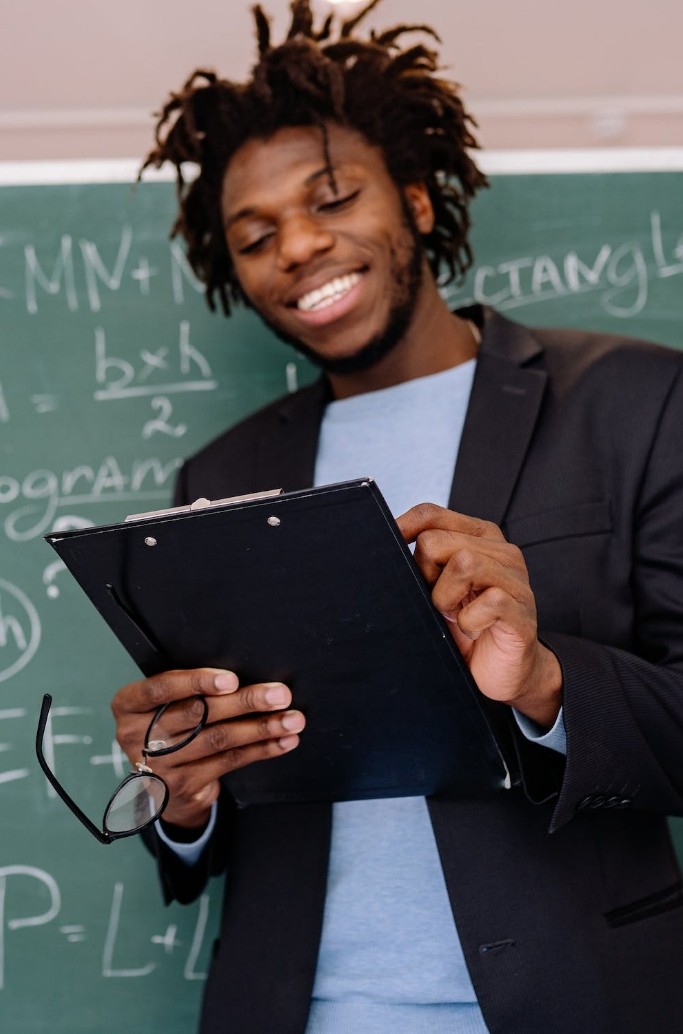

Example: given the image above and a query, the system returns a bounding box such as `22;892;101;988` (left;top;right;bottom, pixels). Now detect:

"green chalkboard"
1;163;682;1032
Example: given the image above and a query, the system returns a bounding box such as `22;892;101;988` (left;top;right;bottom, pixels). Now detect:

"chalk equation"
0;209;679;322
1;704;217;992
0;708;30;785
94;320;215;402
18;227;204;315
445;210;683;318
0;866;212;990
0;455;182;542
0;580;41;687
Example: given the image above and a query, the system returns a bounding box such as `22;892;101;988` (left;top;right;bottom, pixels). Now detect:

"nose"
276;214;334;271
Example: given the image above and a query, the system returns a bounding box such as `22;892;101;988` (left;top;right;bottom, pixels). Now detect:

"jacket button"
577;793;633;812
479;939;515;956
577;794;604;810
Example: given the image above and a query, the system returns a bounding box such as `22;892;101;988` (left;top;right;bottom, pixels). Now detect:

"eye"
317;189;361;213
236;232;274;256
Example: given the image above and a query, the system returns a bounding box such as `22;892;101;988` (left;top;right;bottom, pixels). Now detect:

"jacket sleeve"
518;363;683;831
141;790;235;904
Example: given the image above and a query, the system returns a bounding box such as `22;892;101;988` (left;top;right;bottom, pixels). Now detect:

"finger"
396;503;505;545
145;684;290;746
144;694;209;751
162;707;306;769
444;584;536;641
415;533;526;599
116;677;296;759
153;712;306;813
112;667;239;719
160;728;304;826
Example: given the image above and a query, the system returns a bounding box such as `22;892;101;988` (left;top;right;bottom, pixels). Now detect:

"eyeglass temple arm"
35;694;113;846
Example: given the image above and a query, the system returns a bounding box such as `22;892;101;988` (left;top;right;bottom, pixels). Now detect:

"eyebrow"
223;164;338;231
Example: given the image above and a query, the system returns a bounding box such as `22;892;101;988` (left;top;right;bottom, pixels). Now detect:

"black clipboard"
46;478;514;805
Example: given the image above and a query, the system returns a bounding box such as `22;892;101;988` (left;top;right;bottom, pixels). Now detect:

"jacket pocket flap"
505;500;612;548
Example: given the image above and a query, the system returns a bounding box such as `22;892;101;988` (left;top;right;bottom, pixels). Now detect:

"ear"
403;182;435;234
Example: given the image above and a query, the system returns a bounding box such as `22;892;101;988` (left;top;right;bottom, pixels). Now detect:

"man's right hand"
111;668;305;832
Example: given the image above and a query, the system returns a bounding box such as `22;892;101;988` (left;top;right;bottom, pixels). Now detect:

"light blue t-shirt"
309;361;487;1033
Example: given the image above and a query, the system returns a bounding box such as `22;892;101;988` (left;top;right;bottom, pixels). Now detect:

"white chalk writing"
0;580;41;685
0;456;181;542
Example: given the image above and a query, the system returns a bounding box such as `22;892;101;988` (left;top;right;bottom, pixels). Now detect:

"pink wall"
1;0;681;159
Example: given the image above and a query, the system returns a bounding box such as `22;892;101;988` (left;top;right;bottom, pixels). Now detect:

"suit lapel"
253;310;548;528
449;308;548;525
255;378;328;490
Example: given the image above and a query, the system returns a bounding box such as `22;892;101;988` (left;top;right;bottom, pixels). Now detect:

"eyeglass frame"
35;692;209;845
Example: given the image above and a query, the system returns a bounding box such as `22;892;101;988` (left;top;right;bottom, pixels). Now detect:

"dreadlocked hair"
141;0;488;314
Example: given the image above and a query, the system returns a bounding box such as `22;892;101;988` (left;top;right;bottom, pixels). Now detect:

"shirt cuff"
155;802;218;866
514;705;567;755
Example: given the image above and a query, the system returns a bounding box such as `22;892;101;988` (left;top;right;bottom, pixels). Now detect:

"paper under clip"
125;488;284;522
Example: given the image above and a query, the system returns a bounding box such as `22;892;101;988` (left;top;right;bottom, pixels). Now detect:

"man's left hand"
397;503;563;730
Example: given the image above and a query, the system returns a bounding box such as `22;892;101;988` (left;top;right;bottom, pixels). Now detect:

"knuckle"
143;668;210;708
477;518;502;539
110;687;130;720
144;675;173;708
448;546;477;576
411;501;439;526
115;722;133;748
258;713;275;739
503;542;525;567
242;684;265;713
415;528;439;550
114;716;141;755
205;722;234;753
182;695;206;725
224;744;246;771
483;586;509;610
187;669;212;696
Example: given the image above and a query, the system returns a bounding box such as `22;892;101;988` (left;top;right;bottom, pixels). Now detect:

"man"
112;2;683;1031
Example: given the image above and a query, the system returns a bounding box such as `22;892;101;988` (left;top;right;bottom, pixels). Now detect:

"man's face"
220;123;434;375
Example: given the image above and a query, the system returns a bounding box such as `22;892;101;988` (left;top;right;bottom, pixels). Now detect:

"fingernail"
265;684;290;706
279;734;299;751
281;710;305;732
214;672;239;693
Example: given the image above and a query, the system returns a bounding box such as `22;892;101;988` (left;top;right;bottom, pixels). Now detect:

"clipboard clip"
125;488;284;523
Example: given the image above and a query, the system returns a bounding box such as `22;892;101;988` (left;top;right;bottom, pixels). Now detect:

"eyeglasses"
35;692;209;844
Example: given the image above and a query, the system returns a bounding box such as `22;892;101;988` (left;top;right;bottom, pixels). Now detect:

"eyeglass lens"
104;772;168;835
102;695;206;837
144;696;208;755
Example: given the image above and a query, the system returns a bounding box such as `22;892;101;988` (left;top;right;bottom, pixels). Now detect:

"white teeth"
296;273;361;313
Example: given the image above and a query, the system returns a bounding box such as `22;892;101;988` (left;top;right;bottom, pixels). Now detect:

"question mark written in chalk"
42;561;66;599
42;516;94;598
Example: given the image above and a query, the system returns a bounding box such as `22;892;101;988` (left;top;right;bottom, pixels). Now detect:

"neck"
327;264;479;400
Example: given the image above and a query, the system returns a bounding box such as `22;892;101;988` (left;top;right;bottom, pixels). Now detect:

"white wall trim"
1;149;683;186
480;148;683;174
0;160;175;185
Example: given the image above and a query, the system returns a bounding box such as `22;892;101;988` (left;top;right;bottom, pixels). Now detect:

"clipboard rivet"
144;536;158;547
267;516;281;527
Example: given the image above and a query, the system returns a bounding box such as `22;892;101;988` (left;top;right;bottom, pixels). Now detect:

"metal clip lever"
125;488;284;522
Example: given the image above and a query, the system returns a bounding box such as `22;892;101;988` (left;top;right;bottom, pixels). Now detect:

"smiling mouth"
295;272;362;313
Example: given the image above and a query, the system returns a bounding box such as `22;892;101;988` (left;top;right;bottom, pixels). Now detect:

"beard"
251;201;425;376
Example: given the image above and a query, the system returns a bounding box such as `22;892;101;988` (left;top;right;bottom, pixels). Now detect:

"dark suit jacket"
145;307;683;1033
